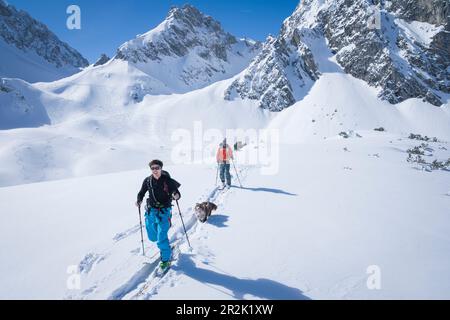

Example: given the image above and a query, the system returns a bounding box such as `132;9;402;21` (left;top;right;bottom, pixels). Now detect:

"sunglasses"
151;166;161;171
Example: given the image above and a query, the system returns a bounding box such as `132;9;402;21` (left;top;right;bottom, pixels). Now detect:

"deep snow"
1;132;449;299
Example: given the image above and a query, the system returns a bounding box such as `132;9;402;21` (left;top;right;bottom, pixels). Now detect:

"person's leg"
156;208;172;262
225;164;232;186
145;208;158;242
219;163;226;184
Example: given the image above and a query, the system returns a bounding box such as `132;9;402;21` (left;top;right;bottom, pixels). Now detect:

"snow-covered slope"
0;78;50;130
0;0;88;82
154;138;450;300
269;73;450;144
1;132;449;299
0;77;269;187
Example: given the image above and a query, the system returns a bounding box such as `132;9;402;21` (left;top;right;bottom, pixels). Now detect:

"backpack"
146;171;179;209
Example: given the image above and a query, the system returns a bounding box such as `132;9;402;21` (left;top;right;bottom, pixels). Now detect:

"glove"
135;201;142;207
172;192;180;201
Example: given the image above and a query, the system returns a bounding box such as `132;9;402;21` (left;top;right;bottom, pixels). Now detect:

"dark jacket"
137;172;181;209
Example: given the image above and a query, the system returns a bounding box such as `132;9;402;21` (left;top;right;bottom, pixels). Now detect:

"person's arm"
228;147;234;160
216;148;221;163
168;178;181;200
136;178;148;206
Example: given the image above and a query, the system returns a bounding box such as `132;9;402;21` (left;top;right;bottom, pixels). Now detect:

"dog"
194;202;218;223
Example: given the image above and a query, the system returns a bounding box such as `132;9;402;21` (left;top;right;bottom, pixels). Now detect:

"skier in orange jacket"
216;138;234;189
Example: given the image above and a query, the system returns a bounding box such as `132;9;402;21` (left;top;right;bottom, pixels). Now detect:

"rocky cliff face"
93;54;110;67
0;0;88;70
387;0;449;25
226;0;449;111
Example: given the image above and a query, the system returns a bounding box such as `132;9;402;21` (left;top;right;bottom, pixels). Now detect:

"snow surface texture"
1;134;449;299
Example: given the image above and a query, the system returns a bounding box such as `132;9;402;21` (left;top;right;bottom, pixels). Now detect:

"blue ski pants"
219;163;231;186
145;207;172;262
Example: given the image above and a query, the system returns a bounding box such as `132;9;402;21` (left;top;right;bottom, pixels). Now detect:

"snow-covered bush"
407;146;425;156
407;144;450;171
408;133;439;142
339;130;362;139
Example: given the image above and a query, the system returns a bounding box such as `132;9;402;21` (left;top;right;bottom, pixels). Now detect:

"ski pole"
176;200;191;248
231;159;243;188
137;205;145;256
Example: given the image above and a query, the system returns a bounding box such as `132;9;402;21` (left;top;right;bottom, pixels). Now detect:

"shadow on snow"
173;254;310;300
207;214;229;228
235;185;298;196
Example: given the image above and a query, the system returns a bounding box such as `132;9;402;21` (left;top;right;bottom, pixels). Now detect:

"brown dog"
194;202;218;223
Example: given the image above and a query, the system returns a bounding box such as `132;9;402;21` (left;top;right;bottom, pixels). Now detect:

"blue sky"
6;0;299;63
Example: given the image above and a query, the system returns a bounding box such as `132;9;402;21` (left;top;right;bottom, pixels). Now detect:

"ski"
155;263;171;278
132;244;180;299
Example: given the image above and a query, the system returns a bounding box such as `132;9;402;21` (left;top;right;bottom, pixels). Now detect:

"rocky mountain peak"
0;0;88;70
166;4;222;32
93;54;110;67
225;0;449;111
114;4;261;93
116;4;245;63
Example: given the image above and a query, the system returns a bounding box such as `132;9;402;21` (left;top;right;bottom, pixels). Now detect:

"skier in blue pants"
136;160;181;270
145;207;173;262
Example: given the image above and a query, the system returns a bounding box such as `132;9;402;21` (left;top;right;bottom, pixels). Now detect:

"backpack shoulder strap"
147;176;159;204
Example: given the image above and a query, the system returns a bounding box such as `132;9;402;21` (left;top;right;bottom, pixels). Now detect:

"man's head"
149;159;163;178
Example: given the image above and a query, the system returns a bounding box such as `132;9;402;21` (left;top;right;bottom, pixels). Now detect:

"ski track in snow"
113;225;142;242
67;165;249;300
78;253;107;274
